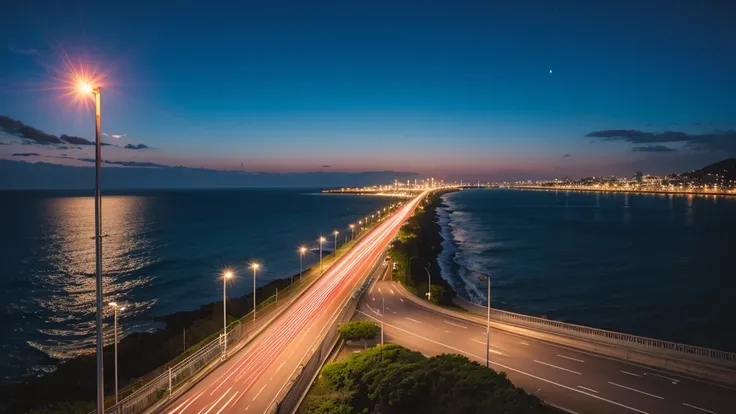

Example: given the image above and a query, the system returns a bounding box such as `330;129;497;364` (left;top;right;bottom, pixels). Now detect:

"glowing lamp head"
251;263;260;270
319;237;326;243
350;224;355;229
109;302;117;308
224;270;233;279
333;230;339;235
300;246;307;254
78;82;94;94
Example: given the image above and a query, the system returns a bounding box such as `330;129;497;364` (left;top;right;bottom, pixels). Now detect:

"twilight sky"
1;0;735;181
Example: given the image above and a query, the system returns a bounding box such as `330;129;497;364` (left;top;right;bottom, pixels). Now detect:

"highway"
356;280;736;414
162;192;427;414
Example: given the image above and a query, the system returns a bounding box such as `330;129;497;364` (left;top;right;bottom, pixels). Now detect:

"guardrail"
488;307;736;365
402;284;736;369
91;217;390;414
268;256;387;414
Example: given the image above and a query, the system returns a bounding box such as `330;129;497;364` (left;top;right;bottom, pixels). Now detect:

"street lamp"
77;79;105;414
319;237;326;274
250;263;259;321
349;224;355;240
298;246;307;283
333;230;339;255
424;267;432;302
479;274;491;368
222;270;233;359
108;302;125;404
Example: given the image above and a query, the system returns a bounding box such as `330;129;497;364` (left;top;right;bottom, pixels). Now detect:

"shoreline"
505;185;736;197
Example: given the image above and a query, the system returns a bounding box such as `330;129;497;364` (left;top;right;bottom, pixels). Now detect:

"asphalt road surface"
356;280;736;414
162;193;427;414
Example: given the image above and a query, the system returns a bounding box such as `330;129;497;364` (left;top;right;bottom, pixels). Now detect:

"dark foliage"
301;344;562;414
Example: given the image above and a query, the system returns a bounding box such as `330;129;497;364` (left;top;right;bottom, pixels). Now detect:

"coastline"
388;189;458;306
0;271;299;413
506;185;736;197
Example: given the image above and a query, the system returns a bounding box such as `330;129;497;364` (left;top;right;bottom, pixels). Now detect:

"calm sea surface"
0;188;390;381
438;188;736;353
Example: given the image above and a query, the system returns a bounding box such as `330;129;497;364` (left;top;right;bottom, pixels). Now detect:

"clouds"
632;145;677;153
9;46;40;56
103;133;128;139
586;129;736;155
124;143;149;150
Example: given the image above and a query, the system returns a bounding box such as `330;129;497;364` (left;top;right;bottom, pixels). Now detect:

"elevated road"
356;280;736;414
162;192;428;414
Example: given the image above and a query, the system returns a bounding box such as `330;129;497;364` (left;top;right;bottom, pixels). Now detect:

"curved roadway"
356;280;736;414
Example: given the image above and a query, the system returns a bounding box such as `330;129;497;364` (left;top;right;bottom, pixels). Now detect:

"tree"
300;344;562;414
429;285;446;305
337;321;380;348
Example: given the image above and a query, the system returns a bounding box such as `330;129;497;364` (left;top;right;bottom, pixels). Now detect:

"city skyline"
1;0;735;183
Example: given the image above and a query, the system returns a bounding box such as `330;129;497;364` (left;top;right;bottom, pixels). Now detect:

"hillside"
681;158;736;185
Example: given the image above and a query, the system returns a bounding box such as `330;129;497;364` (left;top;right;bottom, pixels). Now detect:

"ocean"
0;188;391;381
437;188;736;352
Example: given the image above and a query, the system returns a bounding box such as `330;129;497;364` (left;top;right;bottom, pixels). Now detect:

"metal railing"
488;307;736;364
270;283;364;414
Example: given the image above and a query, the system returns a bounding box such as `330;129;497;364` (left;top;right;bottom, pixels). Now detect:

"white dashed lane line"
608;382;663;400
405;317;422;324
443;320;468;329
621;370;642;378
557;354;584;363
534;360;582;375
577;385;598;394
682;402;717;413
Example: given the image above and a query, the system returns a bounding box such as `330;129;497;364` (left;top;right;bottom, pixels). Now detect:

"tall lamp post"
319;237;326;274
349;224;355;240
108;302;125;404
333;230;339;255
298;246;306;283
78;81;105;414
479;274;491;368
250;263;260;321
222;270;233;359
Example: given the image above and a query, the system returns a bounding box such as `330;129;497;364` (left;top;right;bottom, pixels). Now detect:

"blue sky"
1;0;734;180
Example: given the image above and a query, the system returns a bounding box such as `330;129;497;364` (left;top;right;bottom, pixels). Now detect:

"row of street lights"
74;75;409;412
218;207;400;361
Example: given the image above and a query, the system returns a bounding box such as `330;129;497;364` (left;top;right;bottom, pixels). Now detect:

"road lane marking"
168;392;202;414
534;360;582;375
252;384;267;401
444;330;451;333
244;405;250;411
390;289;395;295
444;320;468;329
378;288;382;293
469;339;504;355
356;310;651;414
399;297;404;302
405;317;422;324
608;382;663;399
365;304;380;315
203;388;232;414
275;361;285;373
621;370;642;378
577;385;598;393
216;392;238;414
372;297;375;301
520;341;529;346
682;403;716;413
557;354;584;363
644;372;679;384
